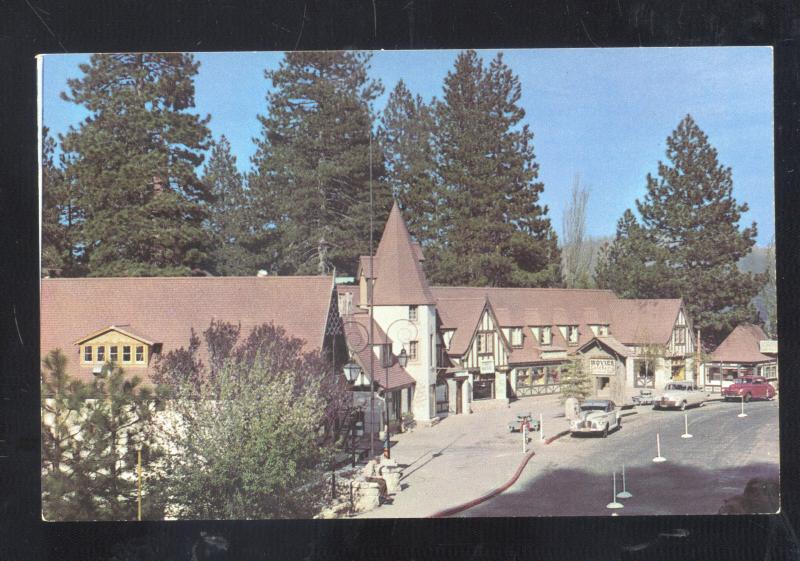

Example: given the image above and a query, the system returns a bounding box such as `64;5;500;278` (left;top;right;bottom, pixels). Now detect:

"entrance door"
596;376;611;397
456;380;463;414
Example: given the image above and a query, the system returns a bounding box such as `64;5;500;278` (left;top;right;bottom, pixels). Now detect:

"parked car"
631;389;655;406
569;399;621;438
721;376;775;402
654;381;709;410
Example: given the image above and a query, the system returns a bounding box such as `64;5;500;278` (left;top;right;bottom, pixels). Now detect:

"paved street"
464;398;780;516
357;396;779;518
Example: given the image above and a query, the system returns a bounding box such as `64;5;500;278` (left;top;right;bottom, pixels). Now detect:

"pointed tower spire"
372;201;436;305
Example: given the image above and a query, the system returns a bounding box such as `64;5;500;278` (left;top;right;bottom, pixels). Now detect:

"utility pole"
368;133;375;459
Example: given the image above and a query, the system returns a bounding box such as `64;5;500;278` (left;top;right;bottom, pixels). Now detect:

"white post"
606;471;624;509
617;463;632;499
681;413;693;439
522;422;527;454
539;412;544;441
738;395;748;418
653;432;666;463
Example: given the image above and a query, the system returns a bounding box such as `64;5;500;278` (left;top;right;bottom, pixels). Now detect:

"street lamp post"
381;319;416;460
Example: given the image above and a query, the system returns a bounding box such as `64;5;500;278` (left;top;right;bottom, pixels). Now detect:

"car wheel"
700;400;706;407
618;417;622;429
680;401;687;411
602;424;609;438
744;393;752;403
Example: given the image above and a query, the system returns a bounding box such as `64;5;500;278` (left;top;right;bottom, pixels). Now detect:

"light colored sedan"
569;399;621;438
654;381;709;410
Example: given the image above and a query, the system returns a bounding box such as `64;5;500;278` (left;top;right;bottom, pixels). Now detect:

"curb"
427;450;536;518
544;429;570;444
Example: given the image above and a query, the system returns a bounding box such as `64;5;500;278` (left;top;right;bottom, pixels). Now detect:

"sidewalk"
356;394;569;518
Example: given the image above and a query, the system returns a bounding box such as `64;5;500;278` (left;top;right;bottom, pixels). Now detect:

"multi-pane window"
567;326;579;345
673;326;686;345
409;305;418;321
122;345;131;362
510;327;523;348
97;346;105;362
379;343;392;368
109;346;118;362
83;346;92;362
477;332;494;354
408;340;418;361
539;326;552;346
135;345;144;363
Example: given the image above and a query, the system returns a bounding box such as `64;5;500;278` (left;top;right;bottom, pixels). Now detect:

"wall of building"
372;305;437;422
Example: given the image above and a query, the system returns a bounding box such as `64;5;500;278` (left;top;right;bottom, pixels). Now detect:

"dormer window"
599;325;609;336
567;325;579;345
510;327;523;348
540;327;552;346
75;326;156;368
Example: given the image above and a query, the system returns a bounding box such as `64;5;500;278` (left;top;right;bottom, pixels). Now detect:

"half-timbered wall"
461;308;508;370
667;308;694;356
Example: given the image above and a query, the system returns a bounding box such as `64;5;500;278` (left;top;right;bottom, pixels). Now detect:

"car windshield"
581;405;607;411
734;378;752;384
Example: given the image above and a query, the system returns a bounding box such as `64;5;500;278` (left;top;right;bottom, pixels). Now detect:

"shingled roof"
710;324;774;364
41;276;336;383
341;312;416;390
370;202;436;306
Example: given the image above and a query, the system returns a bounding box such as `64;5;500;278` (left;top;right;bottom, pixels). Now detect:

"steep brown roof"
575;336;633;358
370;202;436;306
711;324;774;364
436;297;487;356
610;299;683;345
431;287;682;364
41;276;335;383
341;312;416;390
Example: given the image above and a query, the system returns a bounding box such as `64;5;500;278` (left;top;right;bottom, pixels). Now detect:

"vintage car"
569;399;621;438
721;376;775;402
654;381;709;410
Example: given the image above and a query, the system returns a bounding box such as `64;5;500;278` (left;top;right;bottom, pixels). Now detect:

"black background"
2;1;800;559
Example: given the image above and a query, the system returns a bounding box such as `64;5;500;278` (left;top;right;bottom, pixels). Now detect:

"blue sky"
41;47;774;244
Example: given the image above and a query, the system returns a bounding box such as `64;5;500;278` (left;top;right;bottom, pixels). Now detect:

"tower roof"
371;201;436;305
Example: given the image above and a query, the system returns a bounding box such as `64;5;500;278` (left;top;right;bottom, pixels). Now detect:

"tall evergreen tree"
203;136;257;275
432;50;560;287
41;127;79;275
378;80;440;251
41;351;166;520
761;237;777;338
597;115;763;346
594;209;671;298
60;53;212;276
251;51;390;276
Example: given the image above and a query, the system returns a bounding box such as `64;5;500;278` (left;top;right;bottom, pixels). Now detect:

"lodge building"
42;201;766;434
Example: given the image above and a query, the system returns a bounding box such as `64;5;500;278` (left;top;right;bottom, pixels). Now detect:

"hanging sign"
479;358;495;374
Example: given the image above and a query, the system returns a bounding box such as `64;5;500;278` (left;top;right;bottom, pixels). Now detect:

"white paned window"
97;346;105;362
84;346;92;362
409;305;418;321
511;327;523;348
540;327;552;346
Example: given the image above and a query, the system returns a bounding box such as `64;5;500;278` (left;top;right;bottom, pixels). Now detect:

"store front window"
473;373;495;400
634;358;655;388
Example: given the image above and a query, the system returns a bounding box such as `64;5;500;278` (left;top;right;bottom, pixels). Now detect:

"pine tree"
378;80;441;251
251;51;391;276
559;358;592;403
60;53;212;277
41;127;79;275
432;50;560;287
597;115;764;346
594;209;671;298
41;351;166;520
203;136;257;276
